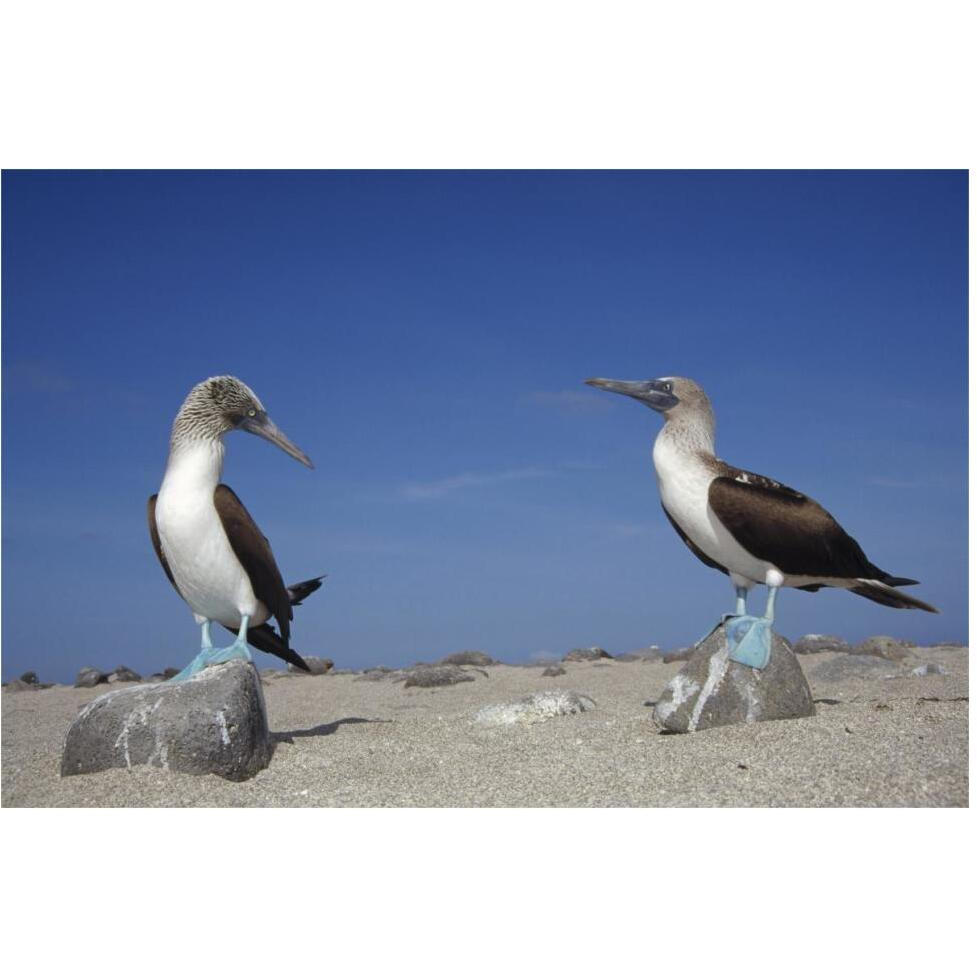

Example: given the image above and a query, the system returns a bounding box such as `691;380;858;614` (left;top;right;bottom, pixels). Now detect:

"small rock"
792;634;850;655
853;636;914;661
404;665;477;688
439;650;496;667
61;660;271;781
654;626;815;733
662;647;693;664
911;663;948;677
108;665;142;683
161;667;181;680
19;671;40;685
5;679;42;693
75;667;108;688
541;665;566;677
287;656;334;675
475;691;596;726
563;647;612;662
807;654;906;682
616;647;662;662
354;667;403;682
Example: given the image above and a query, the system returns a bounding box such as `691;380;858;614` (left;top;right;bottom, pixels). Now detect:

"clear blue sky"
1;171;967;683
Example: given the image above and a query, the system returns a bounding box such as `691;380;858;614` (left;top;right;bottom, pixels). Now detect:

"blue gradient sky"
1;170;967;683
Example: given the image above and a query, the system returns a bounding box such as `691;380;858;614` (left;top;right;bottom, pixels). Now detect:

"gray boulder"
75;667;108;688
806;654;907;682
792;634;850;655
61;660;271;782
911;663;948;677
439;650;496;667
563;647;612;662
19;671;40;685
475;691;596;726
541;664;566;677
404;665;477;688
5;679;42;693
287;656;334;675
852;636;914;661
654;626;815;733
108;665;142;683
616;647;662;662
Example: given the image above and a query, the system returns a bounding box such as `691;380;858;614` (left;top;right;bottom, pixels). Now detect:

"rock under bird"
585;376;937;668
149;376;324;680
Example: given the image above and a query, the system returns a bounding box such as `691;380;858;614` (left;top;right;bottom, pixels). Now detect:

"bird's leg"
725;573;779;670
168;616;252;683
205;614;254;666
169;618;219;682
695;583;751;647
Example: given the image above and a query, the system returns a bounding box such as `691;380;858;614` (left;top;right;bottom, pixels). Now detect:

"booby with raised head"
149;376;324;681
585;376;938;668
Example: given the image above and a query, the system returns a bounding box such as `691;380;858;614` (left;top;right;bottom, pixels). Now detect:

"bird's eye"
247;408;256;417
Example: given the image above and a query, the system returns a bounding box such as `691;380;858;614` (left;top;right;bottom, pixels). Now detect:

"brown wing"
213;484;293;646
708;473;881;579
147;494;180;593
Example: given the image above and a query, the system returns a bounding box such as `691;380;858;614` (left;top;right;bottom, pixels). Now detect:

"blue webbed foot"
724;615;772;669
168;639;254;683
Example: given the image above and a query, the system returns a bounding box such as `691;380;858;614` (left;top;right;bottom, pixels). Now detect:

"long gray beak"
585;377;678;412
239;412;314;468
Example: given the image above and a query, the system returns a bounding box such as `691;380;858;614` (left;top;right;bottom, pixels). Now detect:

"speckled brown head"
586;375;711;418
171;375;313;467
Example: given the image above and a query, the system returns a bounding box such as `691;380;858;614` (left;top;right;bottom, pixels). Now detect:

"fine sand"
1;646;968;807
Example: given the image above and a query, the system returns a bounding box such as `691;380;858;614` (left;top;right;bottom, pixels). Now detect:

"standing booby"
585;376;938;668
149;376;324;681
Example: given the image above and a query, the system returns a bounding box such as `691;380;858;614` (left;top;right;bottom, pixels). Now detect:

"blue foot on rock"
725;615;772;669
168;640;254;683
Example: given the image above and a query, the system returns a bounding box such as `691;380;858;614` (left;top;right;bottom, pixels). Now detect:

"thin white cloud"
401;467;553;501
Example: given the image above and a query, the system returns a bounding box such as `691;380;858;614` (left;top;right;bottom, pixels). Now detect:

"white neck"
657;412;716;456
161;438;225;494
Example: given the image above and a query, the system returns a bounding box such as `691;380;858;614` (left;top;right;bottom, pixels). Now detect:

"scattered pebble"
911;663;948;676
475;691;596;726
792;634;850;655
852;636;915;662
404;665;477;688
438;651;496;667
74;667;107;688
563;647;612;662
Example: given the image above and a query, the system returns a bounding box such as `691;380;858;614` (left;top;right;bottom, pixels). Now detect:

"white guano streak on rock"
742;671;760;723
113;694;164;771
216;710;231;745
656;674;701;721
688;647;730;732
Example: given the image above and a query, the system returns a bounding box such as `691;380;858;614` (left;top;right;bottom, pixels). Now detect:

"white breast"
154;442;268;628
652;434;773;585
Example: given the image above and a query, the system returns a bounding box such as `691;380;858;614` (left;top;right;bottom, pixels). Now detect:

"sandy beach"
1;645;967;807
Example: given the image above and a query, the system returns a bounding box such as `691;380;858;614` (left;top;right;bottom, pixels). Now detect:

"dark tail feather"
287;575;326;605
851;579;939;613
221;622;312;671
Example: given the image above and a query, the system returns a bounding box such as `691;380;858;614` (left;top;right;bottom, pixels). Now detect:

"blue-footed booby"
585;376;938;669
149;376;324;680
